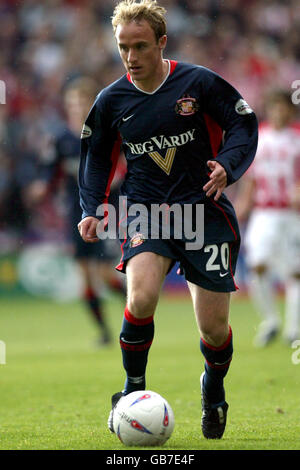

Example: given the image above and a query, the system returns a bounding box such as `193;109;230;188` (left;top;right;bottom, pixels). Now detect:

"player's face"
115;19;167;87
267;101;294;129
64;90;92;121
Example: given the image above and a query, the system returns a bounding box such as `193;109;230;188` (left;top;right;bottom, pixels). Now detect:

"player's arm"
202;160;227;201
290;152;300;210
78;92;121;242
24;135;61;206
202;71;258;198
290;184;300;210
234;175;256;222
78;216;100;243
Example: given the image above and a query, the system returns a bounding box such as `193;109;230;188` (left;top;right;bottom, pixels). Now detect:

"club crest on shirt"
130;233;146;248
175;95;199;116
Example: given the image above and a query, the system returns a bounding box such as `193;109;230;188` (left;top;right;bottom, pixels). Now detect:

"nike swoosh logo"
219;272;229;277
122;114;134;122
120;337;144;344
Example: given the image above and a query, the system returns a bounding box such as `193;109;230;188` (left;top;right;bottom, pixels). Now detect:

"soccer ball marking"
130;419;152;434
112;390;175;446
129;393;151;407
163;404;169;427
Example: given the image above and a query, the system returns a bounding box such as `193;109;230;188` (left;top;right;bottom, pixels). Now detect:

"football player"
236;89;300;346
78;0;258;439
28;77;126;345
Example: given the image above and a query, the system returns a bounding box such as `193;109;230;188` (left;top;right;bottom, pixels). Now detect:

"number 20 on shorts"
204;243;230;272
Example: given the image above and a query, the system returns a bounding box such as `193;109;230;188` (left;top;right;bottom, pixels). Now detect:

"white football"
112;390;175;446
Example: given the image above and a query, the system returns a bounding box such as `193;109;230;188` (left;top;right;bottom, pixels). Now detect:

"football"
112;390;175;446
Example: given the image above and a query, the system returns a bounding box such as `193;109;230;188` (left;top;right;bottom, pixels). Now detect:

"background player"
78;0;258;439
236;90;300;346
27;77;126;345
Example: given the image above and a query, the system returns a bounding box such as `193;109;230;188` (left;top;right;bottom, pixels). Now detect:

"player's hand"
23;180;48;206
290;185;300;211
203;160;227;201
77;216;100;243
234;200;250;223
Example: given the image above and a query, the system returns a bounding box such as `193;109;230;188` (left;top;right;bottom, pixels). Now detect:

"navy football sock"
84;287;106;327
119;306;154;395
200;326;233;405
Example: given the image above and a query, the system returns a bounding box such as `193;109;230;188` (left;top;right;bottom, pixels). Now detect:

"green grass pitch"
0;292;299;450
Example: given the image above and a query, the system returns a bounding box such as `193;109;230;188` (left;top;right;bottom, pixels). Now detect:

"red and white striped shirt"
250;123;300;208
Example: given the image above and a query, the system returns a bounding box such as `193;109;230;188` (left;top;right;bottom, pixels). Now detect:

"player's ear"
158;35;167;51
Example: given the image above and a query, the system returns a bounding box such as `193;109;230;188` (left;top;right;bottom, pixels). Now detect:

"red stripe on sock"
124;306;154;326
205;357;232;370
201;325;232;351
120;339;153;352
84;287;96;300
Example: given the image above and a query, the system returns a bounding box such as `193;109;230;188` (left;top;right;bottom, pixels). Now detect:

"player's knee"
127;288;158;318
200;318;229;347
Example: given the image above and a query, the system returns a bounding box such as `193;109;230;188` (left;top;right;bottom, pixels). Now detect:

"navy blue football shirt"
79;61;258;219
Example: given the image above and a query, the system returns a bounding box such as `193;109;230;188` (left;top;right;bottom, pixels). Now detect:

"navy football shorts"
71;210;119;262
115;197;240;293
72;225;120;261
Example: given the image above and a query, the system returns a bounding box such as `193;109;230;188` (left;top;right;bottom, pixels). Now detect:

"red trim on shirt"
115;197;128;272
126;72;132;84
211;200;238;241
203;113;223;158
102;133;122;228
104;133;122;203
169;60;178;75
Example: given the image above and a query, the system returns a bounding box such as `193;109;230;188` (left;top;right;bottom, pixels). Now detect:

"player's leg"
188;282;232;439
282;214;300;344
176;235;238;439
97;236;127;299
78;258;111;344
113;204;176;396
248;263;281;346
177;199;238;438
108;251;172;433
283;272;300;344
188;283;232;401
120;252;172;395
244;210;281;345
71;203;112;344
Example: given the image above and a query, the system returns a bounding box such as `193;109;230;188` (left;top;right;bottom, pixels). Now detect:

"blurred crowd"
1;0;300;246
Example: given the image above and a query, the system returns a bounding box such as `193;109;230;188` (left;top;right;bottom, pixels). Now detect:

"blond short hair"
64;77;98;100
112;0;167;41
